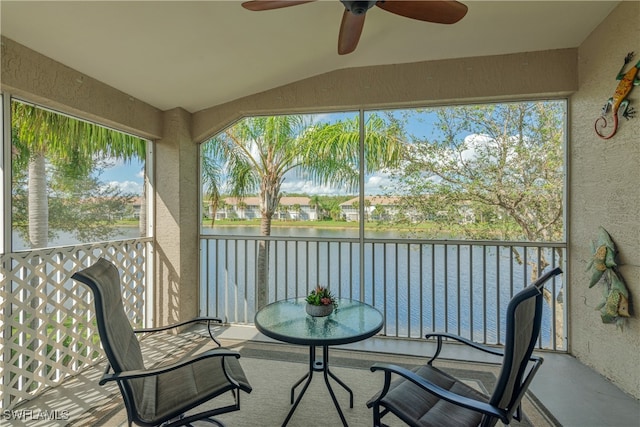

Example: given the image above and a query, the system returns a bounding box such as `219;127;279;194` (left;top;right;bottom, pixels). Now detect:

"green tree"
391;102;564;243
330;205;344;221
372;204;386;221
308;195;322;220
201;114;403;308
237;201;248;219
291;203;301;220
276;203;288;220
363;198;372;221
216;199;228;222
389;101;565;327
318;195;352;221
12;101;146;248
11;101;146;380
12;160;134;244
202;152;223;226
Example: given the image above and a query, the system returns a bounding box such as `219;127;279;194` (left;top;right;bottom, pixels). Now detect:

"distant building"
209;196;318;221
130;197;143;218
339;196;402;222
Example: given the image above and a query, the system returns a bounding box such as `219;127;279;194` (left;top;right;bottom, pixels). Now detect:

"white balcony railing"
0;234;565;410
200;235;566;351
0;238;151;410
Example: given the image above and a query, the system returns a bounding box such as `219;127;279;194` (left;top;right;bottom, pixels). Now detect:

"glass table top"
254;298;384;346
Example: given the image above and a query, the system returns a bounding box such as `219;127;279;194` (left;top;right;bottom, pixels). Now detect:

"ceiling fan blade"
241;0;316;12
338;10;366;55
376;0;468;24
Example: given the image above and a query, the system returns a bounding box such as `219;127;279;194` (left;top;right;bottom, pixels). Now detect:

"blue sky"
100;159;145;196
99;108;443;197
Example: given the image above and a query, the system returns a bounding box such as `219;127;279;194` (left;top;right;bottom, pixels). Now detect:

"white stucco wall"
193;49;578;142
0;37;163;140
569;1;640;398
154;108;200;325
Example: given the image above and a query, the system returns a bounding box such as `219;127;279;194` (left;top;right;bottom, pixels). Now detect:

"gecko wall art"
594;51;640;140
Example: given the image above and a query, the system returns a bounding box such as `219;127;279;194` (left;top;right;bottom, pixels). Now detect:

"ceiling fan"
241;0;468;55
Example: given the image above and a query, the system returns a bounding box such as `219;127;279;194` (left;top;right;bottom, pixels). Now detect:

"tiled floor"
219;325;640;427
7;325;639;427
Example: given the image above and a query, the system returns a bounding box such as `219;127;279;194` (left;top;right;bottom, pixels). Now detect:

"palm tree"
363;198;372;221
201;113;403;308
11;100;146;381
292;204;301;221
217;199;228;222
308;195;322;220
277;203;288;220
373;204;386;221
237;201;248;219
12;101;145;248
330;205;343;221
202;152;223;226
351;201;359;221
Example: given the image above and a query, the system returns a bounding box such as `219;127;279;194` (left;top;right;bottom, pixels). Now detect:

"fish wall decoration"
587;226;631;328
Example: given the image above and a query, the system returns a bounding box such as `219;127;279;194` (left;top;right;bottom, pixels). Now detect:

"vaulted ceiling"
1;1;619;113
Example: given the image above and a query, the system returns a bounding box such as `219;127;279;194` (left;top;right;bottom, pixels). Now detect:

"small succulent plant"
306;286;338;309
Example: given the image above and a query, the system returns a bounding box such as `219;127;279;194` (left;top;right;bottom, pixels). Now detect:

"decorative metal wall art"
594;51;640;139
587;227;630;328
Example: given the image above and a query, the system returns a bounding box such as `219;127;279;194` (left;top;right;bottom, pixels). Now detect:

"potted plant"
305;286;337;317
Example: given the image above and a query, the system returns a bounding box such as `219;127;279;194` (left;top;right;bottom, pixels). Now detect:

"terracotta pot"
306;303;333;317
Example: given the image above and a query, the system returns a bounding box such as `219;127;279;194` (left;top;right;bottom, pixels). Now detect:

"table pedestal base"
283;345;353;427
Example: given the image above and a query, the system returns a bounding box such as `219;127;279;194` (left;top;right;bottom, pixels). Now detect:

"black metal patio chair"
367;267;562;427
72;258;252;427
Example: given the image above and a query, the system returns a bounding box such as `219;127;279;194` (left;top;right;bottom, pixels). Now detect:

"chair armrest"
425;332;505;364
134;317;224;346
133;316;222;333
369;363;509;424
99;347;240;386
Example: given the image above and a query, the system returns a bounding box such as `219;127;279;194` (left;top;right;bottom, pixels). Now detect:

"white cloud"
458;133;519;165
278;172;393;196
459;134;494;163
365;173;393;194
107;180;143;195
280;180;348;196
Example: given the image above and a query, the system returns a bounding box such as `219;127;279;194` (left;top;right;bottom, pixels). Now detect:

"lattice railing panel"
0;238;151;410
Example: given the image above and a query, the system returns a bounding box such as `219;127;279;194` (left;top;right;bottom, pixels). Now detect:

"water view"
11;227;144;251
11;224;561;349
200;225;562;348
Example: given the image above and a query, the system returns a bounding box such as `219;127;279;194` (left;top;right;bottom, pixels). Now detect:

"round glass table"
254;297;384;426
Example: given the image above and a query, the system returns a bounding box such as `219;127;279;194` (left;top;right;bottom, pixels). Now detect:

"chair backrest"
489;267;562;418
72;258;145;408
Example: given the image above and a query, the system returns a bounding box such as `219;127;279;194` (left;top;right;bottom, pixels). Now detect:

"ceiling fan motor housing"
341;0;377;15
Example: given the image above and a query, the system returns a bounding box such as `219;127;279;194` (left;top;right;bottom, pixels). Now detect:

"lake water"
200;225;559;348
11;227;144;251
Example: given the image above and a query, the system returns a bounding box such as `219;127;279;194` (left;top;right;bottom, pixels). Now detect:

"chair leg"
372;403;382;427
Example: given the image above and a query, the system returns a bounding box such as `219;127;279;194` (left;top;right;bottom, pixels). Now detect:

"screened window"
10;99;148;250
201;101;565;243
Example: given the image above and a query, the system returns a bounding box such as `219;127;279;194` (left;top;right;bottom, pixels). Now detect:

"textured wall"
570;1;640;398
193;49;578;142
0;37;163;139
154;108;200;325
